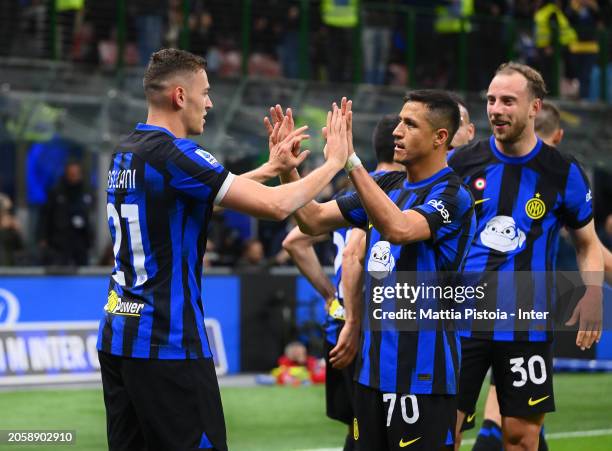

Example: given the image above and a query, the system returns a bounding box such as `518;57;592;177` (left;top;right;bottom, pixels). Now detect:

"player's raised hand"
323;103;348;168
264;105;308;174
565;286;602;350
269;125;311;174
340;97;355;156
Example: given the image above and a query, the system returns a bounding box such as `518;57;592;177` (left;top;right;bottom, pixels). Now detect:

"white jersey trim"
214;172;236;205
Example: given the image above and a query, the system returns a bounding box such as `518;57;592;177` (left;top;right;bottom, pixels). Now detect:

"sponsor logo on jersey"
525;193;546;220
367;241;396;280
427;199;451;224
104;290;145;317
586;189;592;202
480;215;526;253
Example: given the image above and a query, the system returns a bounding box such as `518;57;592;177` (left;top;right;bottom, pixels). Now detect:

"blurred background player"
449;94;476;151
97;48;351;451
449;63;603;451
282;92;476;450
282;114;402;451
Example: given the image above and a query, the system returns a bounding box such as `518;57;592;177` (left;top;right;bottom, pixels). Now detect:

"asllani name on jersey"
108;169;137;190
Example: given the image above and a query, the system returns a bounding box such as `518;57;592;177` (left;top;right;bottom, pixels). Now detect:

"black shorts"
324;339;355;424
353;383;456;451
99;352;227;451
458;338;555;418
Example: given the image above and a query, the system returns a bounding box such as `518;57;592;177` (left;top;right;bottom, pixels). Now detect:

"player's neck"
145;112;188;138
376;162;404;172
404;154;447;184
495;131;538;158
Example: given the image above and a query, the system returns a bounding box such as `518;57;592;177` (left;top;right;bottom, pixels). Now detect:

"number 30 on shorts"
509;356;547;387
382;394;419;427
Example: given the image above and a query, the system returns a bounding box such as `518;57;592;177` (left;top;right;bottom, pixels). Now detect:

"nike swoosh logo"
467;413;476;423
474;198;491;205
528;395;550;406
399;437;421;447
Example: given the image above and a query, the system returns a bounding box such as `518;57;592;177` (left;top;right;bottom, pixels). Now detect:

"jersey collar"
403;166;452;190
489;135;542;164
135;123;176;139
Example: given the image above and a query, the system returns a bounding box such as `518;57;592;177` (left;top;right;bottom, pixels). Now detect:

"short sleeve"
411;181;474;243
166;139;233;204
561;161;593;229
336;191;367;228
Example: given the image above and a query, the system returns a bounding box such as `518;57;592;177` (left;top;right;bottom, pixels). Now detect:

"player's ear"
531;98;542;118
553;128;564;146
434;128;448;148
171;86;186;109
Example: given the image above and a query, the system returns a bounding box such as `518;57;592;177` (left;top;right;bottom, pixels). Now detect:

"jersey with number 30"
97;123;234;360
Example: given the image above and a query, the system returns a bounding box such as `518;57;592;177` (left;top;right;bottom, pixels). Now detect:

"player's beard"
491;117;528;144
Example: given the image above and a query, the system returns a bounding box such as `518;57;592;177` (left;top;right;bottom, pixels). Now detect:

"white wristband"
344;153;363;173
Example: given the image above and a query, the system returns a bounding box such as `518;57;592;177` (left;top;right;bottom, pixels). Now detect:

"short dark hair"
495;62;547;100
143;48;207;99
372;115;399;164
535;101;561;138
403;89;460;147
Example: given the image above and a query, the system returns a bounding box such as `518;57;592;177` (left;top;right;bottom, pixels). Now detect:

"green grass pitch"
0;373;610;450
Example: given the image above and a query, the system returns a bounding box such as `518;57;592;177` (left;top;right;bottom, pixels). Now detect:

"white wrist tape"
344;153;363;173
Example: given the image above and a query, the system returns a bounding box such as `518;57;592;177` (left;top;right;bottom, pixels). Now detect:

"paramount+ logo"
104;290;145;317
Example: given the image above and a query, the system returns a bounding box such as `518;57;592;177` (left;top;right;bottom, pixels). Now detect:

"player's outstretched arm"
282;226;335;307
220;106;348;221
349;165;431;244
330;228;365;369
567;220;604;350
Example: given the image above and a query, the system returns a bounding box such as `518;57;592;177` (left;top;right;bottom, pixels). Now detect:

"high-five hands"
323;103;349;167
263;105;310;175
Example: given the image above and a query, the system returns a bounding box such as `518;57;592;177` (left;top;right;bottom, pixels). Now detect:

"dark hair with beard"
373;115;399;164
403;89;460;147
495;62;547;100
143;48;207;103
535;101;561;138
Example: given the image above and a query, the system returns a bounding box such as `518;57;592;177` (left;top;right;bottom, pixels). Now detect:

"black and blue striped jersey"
337;167;476;394
97;123;234;359
448;136;593;342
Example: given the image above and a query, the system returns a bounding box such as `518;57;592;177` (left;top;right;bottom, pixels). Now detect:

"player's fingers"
322;126;328;140
295;149;310;165
286;125;309;140
270;106;280;124
341;97;347;115
275;104;284;122
346;99;353;115
271;121;280;143
264;117;274;136
326;111;332;134
576;329;586;349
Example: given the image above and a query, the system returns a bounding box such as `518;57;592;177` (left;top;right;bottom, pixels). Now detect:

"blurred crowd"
1;0;611;100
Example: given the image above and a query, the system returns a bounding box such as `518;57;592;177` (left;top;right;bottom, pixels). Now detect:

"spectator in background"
38;161;93;266
278;2;301;79
189;8;215;59
321;0;359;83
362;0;392;85
237;238;266;268
129;0;166;66
566;0;601;99
56;0;85;60
533;0;577;91
0;194;25;266
26;132;83;247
